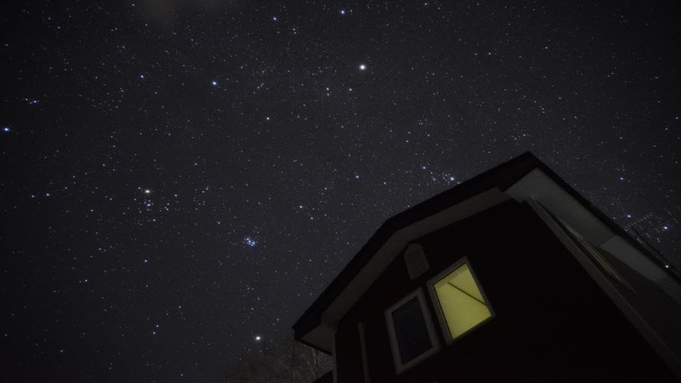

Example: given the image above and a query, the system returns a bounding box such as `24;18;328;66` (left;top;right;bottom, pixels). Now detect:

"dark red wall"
335;200;678;382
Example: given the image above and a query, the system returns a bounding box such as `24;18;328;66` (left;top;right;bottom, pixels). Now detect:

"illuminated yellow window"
429;259;493;343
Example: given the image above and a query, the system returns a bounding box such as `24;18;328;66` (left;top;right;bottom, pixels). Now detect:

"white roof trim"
505;169;613;245
302;324;335;354
506;169;681;306
601;236;681;307
527;199;681;378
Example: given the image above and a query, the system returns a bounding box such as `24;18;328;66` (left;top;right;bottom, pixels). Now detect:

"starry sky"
2;1;680;382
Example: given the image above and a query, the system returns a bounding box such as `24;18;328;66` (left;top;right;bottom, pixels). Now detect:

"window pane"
434;263;492;339
392;297;433;364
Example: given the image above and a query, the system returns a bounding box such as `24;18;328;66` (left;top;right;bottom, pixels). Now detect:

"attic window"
403;243;429;280
385;288;440;374
428;258;494;344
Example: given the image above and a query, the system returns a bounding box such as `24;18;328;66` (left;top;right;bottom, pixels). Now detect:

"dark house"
294;152;681;382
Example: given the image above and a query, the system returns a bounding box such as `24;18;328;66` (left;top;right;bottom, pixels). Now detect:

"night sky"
2;1;681;382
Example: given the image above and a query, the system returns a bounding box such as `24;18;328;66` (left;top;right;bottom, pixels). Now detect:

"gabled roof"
293;152;680;353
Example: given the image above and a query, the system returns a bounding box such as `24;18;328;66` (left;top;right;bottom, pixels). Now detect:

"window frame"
427;257;495;345
384;288;441;374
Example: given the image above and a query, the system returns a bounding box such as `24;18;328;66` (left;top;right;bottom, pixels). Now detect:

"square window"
392;297;432;362
429;258;494;343
385;289;439;373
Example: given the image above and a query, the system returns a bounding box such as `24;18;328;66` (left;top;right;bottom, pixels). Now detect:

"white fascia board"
506;169;681;306
527;199;681;378
321;236;408;326
396;188;509;240
302;324;335;354
505;169;613;245
601;236;681;307
599;236;670;282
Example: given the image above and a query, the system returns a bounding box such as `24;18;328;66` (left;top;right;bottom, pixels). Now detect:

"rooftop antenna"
623;205;680;271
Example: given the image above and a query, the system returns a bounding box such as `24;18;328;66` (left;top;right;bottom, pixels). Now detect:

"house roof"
293;152;680;353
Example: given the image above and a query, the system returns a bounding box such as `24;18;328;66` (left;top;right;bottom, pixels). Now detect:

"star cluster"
1;1;680;382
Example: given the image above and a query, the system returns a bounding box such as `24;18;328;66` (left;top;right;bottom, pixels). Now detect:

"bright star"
144;189;151;194
211;80;217;86
272;16;277;21
2;127;9;132
359;64;366;70
340;9;346;15
255;335;262;341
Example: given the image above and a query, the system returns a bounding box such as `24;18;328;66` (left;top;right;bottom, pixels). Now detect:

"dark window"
391;296;433;364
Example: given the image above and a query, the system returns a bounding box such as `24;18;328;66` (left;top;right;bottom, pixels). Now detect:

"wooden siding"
334;200;677;383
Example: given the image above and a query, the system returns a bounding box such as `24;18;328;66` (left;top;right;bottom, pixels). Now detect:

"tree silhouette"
224;332;332;383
